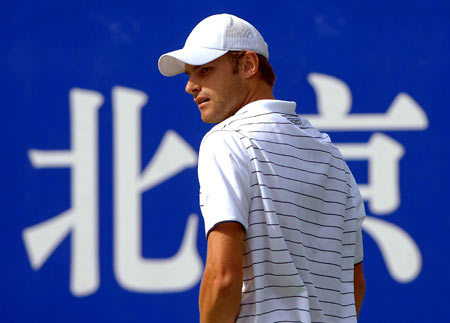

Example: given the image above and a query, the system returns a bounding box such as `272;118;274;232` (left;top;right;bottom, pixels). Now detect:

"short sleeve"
353;195;365;264
349;173;366;264
198;130;251;237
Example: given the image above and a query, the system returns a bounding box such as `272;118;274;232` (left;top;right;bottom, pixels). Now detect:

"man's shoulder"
200;110;247;144
198;123;249;169
201;121;238;143
199;121;245;158
200;99;300;145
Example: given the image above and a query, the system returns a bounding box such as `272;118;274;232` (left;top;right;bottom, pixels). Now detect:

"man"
158;13;366;323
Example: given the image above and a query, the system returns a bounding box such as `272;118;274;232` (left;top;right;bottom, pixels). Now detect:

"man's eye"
201;67;210;73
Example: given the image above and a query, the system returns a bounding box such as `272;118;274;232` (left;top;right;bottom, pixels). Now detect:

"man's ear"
242;51;259;78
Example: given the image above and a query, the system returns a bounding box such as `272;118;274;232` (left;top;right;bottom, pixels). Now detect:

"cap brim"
158;47;228;76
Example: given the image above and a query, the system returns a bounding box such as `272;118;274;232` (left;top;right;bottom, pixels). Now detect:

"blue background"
2;0;449;322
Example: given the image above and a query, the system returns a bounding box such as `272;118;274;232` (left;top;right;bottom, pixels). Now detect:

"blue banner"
2;1;449;322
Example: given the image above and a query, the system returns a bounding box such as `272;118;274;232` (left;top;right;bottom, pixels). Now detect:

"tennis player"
159;13;366;323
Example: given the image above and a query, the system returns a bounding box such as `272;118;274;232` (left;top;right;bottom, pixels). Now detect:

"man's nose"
185;78;200;95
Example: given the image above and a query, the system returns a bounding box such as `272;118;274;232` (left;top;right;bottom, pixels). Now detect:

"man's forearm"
354;262;366;318
199;268;242;323
355;283;365;318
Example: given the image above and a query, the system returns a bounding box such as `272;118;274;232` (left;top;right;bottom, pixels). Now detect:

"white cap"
158;14;269;77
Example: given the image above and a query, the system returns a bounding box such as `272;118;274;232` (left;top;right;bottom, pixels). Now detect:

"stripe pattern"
199;100;365;323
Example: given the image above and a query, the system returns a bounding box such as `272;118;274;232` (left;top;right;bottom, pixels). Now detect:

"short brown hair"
227;51;276;88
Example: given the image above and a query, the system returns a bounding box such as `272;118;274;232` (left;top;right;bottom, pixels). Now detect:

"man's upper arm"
200;222;245;322
198;129;251;237
205;222;245;274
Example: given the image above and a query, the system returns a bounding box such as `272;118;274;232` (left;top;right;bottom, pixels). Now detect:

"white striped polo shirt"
198;99;365;323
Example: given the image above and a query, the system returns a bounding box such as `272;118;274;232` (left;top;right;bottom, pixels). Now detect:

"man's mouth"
196;97;210;108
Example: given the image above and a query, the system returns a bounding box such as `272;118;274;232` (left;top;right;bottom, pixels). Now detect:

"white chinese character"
23;88;103;296
23;87;203;296
304;73;427;283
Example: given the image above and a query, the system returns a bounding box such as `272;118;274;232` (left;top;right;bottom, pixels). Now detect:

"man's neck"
240;82;275;109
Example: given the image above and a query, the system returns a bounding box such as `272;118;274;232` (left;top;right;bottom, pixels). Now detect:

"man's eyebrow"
185;65;201;76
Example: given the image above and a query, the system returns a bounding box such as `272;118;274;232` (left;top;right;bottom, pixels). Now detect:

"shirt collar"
234;99;297;117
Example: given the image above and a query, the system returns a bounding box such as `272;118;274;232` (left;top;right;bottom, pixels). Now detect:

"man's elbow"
206;267;243;294
355;275;366;297
353;262;366;317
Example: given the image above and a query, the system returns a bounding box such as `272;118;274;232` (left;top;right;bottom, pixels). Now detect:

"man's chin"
201;115;218;124
200;111;221;124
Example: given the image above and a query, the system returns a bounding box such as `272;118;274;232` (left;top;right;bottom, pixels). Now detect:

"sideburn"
227;51;246;74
